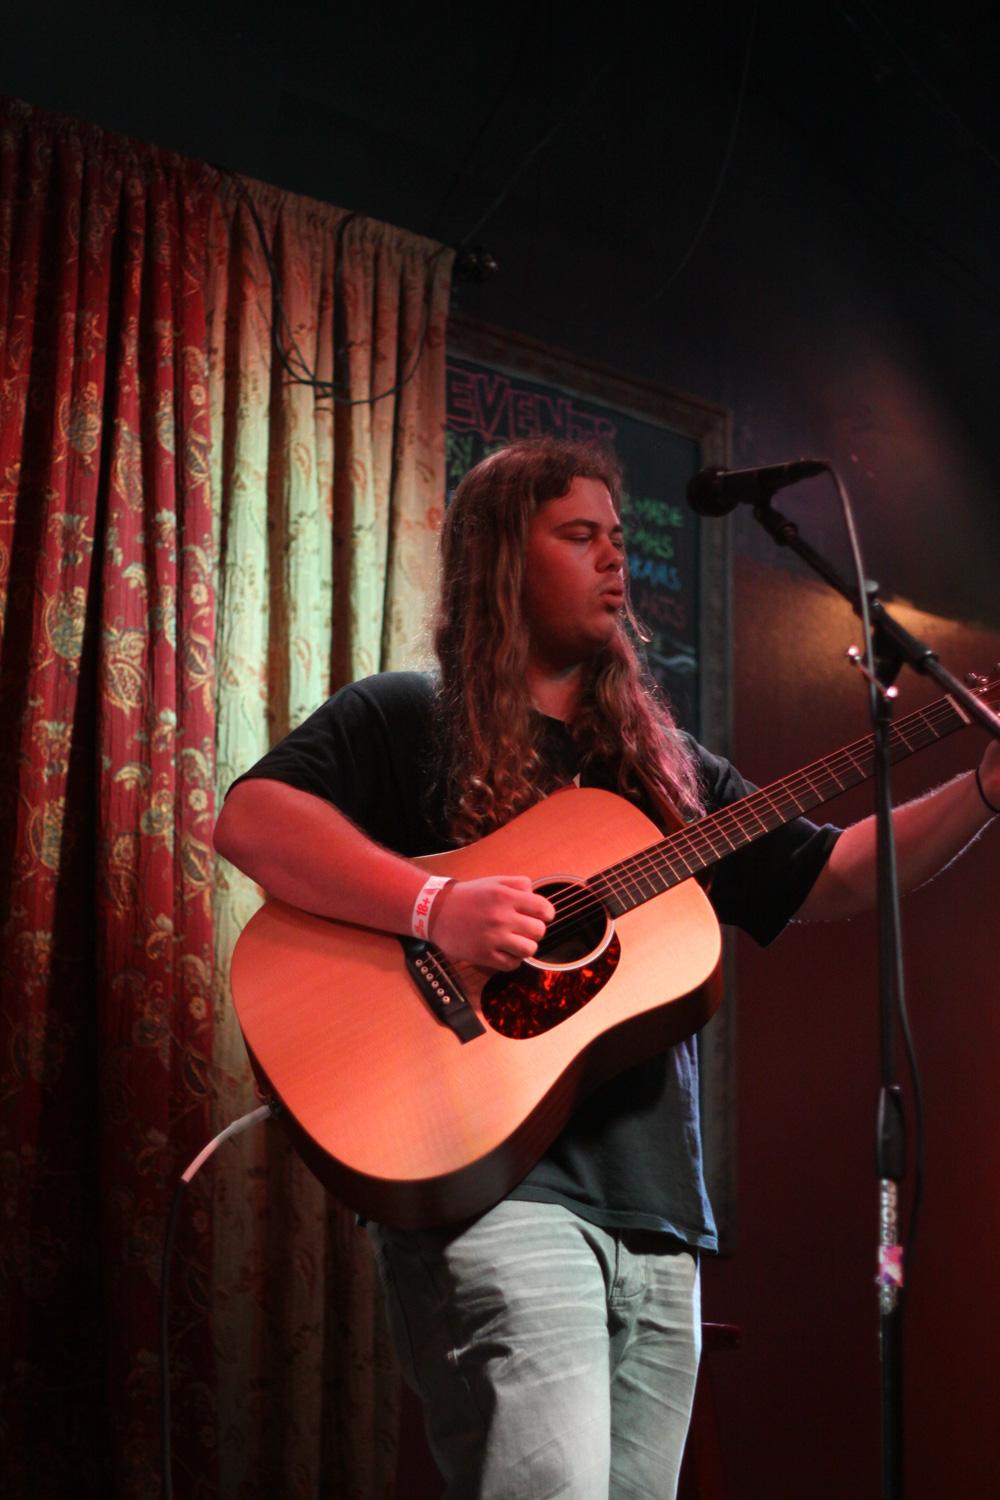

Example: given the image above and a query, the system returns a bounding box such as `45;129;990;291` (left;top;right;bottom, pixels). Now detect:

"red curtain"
1;95;453;1500
1;99;219;1497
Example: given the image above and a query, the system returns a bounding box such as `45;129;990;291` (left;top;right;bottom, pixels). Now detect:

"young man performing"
215;438;998;1499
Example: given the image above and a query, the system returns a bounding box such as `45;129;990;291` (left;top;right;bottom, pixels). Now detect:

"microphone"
687;459;827;517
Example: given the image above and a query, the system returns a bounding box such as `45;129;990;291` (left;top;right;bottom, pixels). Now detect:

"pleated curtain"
0;95;452;1498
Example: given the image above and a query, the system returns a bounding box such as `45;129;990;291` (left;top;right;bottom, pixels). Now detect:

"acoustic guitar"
230;676;998;1228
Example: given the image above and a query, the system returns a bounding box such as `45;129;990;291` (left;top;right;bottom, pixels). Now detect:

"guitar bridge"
400;938;485;1043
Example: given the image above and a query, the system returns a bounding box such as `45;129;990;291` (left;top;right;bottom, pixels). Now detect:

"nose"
597;533;623;570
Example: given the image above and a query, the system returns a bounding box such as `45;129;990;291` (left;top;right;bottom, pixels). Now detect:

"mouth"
600;588;625;608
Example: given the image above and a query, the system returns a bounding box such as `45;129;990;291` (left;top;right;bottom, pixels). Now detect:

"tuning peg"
965;671;988;688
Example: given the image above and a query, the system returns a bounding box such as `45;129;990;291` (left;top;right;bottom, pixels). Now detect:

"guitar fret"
593;870;626;900
591;682;993;915
663;852;693;883
707;822;739;852
668;839;709;874
698;827;738;859
668;844;697;875
593;866;634;917
900;720;936;749
753;787;788;821
943;693;972;725
631;863;660;901
734;802;774;836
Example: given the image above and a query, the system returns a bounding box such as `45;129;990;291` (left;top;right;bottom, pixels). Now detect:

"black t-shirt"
233;670;840;1250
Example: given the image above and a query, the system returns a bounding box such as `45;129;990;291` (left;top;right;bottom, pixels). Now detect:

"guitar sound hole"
480;880;619;1040
534;879;609;965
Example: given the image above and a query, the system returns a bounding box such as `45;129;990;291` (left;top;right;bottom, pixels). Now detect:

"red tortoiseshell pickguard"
480;936;622;1039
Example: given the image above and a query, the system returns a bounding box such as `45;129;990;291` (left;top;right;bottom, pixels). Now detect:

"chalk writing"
628;553;683;592
448;365;618;446
625;526;674;561
622;494;685;530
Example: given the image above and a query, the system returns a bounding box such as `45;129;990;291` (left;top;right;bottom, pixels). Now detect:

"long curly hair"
434;437;704;843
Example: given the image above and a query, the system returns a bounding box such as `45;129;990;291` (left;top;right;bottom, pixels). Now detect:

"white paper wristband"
411;874;454;940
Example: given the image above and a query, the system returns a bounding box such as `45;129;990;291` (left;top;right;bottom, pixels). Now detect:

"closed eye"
559;526;626;546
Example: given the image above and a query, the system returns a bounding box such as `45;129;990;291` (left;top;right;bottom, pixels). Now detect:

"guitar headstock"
964;667;1000;711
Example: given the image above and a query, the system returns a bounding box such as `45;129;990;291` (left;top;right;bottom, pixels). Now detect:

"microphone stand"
748;497;1000;1500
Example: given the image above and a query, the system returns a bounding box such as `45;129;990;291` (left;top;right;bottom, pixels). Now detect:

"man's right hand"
215;781;556;972
429;876;556;970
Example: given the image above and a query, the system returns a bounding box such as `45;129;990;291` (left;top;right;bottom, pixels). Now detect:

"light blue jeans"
369;1200;701;1499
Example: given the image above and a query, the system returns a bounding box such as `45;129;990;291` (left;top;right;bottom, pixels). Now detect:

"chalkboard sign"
445;318;730;741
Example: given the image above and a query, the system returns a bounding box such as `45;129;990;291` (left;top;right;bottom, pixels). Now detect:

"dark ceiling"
4;1;999;627
5;1;999;310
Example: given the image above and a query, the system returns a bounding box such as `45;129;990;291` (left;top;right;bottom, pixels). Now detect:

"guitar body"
231;786;723;1229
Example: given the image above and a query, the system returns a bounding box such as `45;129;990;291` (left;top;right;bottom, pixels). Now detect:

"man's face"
522;475;626;671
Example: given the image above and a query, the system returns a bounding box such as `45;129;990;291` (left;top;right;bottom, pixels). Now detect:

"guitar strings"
439;688;991;986
588;689;975;900
568;694;964;923
447;693;970;976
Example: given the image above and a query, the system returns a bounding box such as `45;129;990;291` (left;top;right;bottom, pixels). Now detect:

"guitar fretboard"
589;687;984;917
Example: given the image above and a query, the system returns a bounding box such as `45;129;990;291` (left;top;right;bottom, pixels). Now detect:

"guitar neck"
592;688;979;916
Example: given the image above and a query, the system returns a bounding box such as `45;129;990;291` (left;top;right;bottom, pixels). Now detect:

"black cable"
160;1177;187;1500
646;0;759;304
839;0;1000;177
224;171;450;408
757;66;1000;321
160;1102;274;1500
895;904;926;1264
455;49;624;250
429;12;536;237
740;5;1000;321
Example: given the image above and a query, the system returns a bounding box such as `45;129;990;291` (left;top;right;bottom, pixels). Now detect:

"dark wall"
6;4;999;1494
710;565;1000;1497
7;4;997;631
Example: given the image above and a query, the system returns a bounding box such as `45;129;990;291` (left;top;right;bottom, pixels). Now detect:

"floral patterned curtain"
0;97;452;1498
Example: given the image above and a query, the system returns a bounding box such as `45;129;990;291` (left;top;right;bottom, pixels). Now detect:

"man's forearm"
214;778;427;932
213;777;556;970
799;766;997;922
